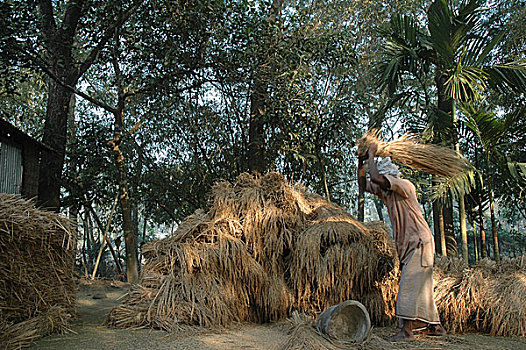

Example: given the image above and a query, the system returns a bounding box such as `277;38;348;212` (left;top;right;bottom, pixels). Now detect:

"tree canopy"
2;0;525;279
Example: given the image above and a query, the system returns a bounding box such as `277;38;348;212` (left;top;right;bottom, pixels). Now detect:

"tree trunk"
248;84;267;173
247;0;283;173
478;204;487;259
35;0;138;211
36;0;84;210
357;186;365;222
434;71;457;256
374;199;384;221
452;99;468;264
438;205;447;257
459;196;468;263
432;200;442;254
38;79;72;210
474;148;487;259
85;201;124;279
470;216;479;263
488;177;500;264
111;110;139;283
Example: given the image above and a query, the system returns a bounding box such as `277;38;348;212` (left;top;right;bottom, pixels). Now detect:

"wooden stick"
85;198;125;279
91;193;119;279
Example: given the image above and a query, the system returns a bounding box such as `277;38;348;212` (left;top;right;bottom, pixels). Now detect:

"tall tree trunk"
38;80;72;209
439;205;447;257
452;100;468;264
35;0;139;210
432;178;447;255
474;147;487;259
470;216;479;263
488;175;500;264
65;93;79;270
111;109;138;283
247;0;283;173
36;0;84;210
459;196;468;263
374;200;384;221
357;185;365;222
109;34;138;283
478;204;487;259
434;71;457;256
248;84;267;173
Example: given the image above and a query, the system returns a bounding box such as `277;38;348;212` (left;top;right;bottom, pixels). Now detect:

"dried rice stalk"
434;256;526;336
108;172;399;331
278;312;344;350
0;306;72;350
357;129;470;178
0;194;75;349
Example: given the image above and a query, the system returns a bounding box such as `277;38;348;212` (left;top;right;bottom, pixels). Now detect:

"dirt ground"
30;280;526;350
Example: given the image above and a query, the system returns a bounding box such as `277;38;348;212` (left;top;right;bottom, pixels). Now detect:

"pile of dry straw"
279;257;526;349
434;255;526;337
0;194;75;349
107;172;399;330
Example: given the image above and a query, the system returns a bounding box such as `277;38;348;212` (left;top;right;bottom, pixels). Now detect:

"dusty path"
31;280;526;350
31;280;288;350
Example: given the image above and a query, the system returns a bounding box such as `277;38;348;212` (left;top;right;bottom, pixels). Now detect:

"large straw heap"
107;172;399;330
434;256;526;336
357;129;470;178
0;194;75;349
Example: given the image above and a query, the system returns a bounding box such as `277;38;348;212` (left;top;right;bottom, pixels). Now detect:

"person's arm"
367;142;390;191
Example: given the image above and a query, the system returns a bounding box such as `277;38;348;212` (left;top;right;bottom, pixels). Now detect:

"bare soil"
31;280;526;350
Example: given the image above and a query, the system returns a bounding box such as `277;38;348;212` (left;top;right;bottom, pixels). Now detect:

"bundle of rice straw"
0;194;75;349
0;306;72;349
357;129;470;178
433;256;526;336
107;172;399;330
278;311;343;350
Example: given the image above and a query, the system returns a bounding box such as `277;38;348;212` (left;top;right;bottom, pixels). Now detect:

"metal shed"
0;118;48;198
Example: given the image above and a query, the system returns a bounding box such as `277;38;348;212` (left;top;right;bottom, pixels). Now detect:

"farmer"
358;141;446;342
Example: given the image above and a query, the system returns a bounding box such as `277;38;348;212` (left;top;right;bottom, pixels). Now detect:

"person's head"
376;157;400;178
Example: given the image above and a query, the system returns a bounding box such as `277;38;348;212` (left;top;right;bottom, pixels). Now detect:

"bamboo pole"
85;198;124;279
91;194;119;279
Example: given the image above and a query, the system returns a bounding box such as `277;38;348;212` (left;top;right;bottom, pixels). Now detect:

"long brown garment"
366;175;440;324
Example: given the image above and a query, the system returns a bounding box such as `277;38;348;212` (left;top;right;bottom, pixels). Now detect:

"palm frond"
507;162;526;186
377;14;428;95
430;168;477;202
484;60;526;95
445;60;488;101
461;103;504;150
428;0;455;66
471;31;505;66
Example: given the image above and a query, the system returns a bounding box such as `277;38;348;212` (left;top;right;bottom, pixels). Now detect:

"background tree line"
1;0;525;282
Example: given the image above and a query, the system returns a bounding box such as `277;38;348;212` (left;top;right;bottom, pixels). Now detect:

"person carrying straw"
358;141;447;342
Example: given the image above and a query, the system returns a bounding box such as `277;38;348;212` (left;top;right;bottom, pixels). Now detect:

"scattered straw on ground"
0;194;75;349
278;311;344;350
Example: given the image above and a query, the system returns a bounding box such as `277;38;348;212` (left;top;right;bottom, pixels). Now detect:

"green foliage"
2;0;525;260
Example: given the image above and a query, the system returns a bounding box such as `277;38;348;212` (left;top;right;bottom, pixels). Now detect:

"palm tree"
376;0;526;262
462;104;525;263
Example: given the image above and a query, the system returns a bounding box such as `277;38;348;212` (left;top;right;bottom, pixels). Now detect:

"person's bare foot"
389;329;415;342
425;324;446;336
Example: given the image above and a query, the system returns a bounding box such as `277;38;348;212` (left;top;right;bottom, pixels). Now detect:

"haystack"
434;256;526;336
107;172;399;330
0;194;75;349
